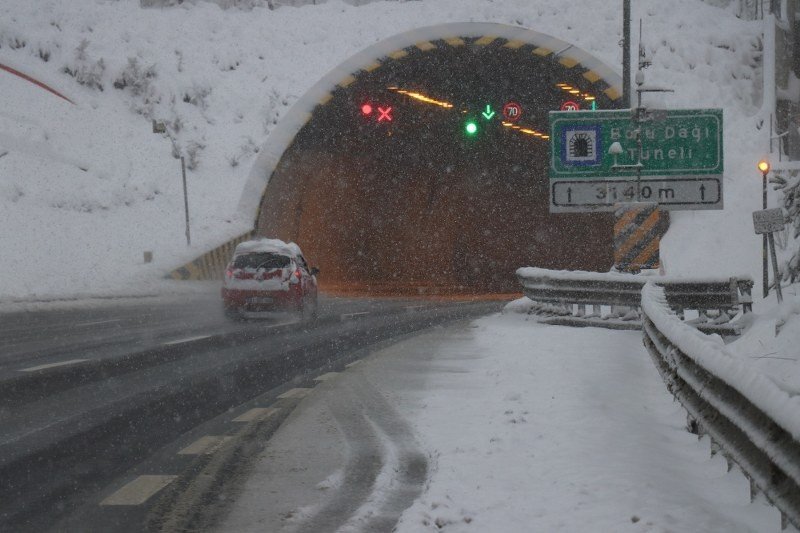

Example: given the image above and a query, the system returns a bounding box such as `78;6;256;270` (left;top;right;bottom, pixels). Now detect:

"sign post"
752;208;784;303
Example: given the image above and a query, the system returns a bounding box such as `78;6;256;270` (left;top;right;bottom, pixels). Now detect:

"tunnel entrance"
252;25;622;294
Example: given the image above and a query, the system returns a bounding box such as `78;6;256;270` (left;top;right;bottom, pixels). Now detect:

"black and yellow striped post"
613;203;669;273
167;231;256;280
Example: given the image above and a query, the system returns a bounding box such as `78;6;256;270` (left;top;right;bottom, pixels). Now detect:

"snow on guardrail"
642;282;800;443
641;281;800;529
515;267;753;334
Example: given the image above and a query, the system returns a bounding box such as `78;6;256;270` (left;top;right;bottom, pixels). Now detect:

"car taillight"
290;269;301;284
225;268;233;280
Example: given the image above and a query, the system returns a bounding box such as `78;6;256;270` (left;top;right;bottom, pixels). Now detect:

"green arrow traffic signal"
481;105;496;120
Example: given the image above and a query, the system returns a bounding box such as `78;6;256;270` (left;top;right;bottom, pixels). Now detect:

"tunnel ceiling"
246;24;623;294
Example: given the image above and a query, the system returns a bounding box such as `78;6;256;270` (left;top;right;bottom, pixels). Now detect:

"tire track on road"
299;374;427;533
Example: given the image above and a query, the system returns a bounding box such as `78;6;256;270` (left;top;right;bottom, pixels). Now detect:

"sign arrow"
481;105;496;120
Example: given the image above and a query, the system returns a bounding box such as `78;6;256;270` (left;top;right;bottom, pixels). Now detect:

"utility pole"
181;156;191;246
623;0;631;107
610;20;672;200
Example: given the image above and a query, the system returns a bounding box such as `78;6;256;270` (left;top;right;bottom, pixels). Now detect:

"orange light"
388;87;453;109
757;160;770;174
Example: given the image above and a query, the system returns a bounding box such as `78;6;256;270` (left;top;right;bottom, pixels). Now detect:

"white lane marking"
100;475;177;506
178;436;233;455
340;312;369;320
18;358;88;372
233;407;280;423
278;388;312;400
76;318;123;327
163;334;211;346
345;361;361;368
314;372;339;382
264;320;299;328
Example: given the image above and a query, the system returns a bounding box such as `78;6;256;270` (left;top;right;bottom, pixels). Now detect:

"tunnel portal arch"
240;22;623;294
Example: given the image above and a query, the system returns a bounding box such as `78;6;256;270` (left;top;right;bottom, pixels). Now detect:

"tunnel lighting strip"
556;82;596;102
387;87;454;108
501;121;549;140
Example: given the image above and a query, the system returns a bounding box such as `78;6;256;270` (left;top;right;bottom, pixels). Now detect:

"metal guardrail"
515;269;797;527
641;283;800;530
516;268;753;334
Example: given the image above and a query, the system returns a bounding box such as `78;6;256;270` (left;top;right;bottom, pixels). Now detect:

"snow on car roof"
234;238;303;258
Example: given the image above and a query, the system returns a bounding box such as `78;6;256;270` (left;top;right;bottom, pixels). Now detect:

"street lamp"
153;120;191;246
758;159;770;296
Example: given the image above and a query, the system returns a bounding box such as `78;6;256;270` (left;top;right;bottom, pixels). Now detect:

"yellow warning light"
388;87;453;109
556;83;597;102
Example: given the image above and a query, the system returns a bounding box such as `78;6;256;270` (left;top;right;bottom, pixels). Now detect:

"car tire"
301;295;318;322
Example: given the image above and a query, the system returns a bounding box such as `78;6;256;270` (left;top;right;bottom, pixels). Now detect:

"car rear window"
233;252;291;269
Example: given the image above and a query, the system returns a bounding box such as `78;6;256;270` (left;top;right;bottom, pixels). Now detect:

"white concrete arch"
238;21;623;225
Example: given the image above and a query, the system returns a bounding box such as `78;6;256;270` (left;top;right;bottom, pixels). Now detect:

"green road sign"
549;109;723;179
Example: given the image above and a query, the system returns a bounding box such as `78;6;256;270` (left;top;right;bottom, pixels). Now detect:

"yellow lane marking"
388;50;408;59
532;47;552;56
503;39;526;49
416;41;436;51
314;372;340;382
178;436;234;455
474;36;497;46
233;407;280;423
278;388;312;400
444;37;465;47
582;70;601;83
100;475;177;506
19;359;88;372
319;92;333;105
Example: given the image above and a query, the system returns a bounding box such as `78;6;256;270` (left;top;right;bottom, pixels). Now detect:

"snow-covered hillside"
0;0;765;300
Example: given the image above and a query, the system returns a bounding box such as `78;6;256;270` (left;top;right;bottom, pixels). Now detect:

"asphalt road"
0;288;502;532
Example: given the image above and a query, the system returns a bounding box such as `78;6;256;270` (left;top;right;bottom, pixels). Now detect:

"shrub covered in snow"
773;172;800;283
62;39;105;91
